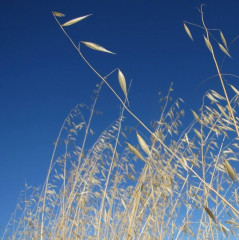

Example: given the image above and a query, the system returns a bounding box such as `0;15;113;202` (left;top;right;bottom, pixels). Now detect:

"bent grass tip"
52;11;65;17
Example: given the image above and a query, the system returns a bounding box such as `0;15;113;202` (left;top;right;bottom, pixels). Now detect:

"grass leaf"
62;14;92;26
81;41;116;54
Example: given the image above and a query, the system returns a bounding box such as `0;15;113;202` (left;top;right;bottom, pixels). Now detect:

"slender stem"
200;6;239;139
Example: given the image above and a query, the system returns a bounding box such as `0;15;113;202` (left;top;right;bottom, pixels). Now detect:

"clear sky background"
1;0;239;233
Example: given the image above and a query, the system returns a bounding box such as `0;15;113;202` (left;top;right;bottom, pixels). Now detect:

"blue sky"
1;0;239;233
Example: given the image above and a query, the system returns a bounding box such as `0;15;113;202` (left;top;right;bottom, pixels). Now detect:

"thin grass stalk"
97;100;126;239
56;81;105;237
39;104;83;240
163;175;189;238
200;5;239;139
199;107;215;239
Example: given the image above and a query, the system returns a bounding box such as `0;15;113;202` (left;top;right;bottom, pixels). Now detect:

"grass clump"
2;5;239;240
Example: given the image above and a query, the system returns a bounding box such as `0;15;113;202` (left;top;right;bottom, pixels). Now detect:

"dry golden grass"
2;4;239;240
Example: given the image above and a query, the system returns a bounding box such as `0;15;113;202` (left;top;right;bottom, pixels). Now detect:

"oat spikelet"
118;69;128;102
203;205;217;223
81;41;116;54
220;31;228;49
194;129;202;140
220;223;229;237
191;110;203;125
62;14;92;26
218;43;231;58
224;159;238;183
136;132;151;157
185;133;189;145
211;90;226;100
183;23;193;41
52;11;65;17
121;198;127;210
206;92;219;103
216;104;229;119
230;84;239;96
72;231;81;238
203;35;213;53
125;142;146;162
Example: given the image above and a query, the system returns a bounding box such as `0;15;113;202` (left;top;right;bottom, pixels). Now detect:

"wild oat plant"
2;5;239;240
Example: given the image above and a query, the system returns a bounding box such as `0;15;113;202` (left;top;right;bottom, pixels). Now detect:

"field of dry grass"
2;5;239;240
